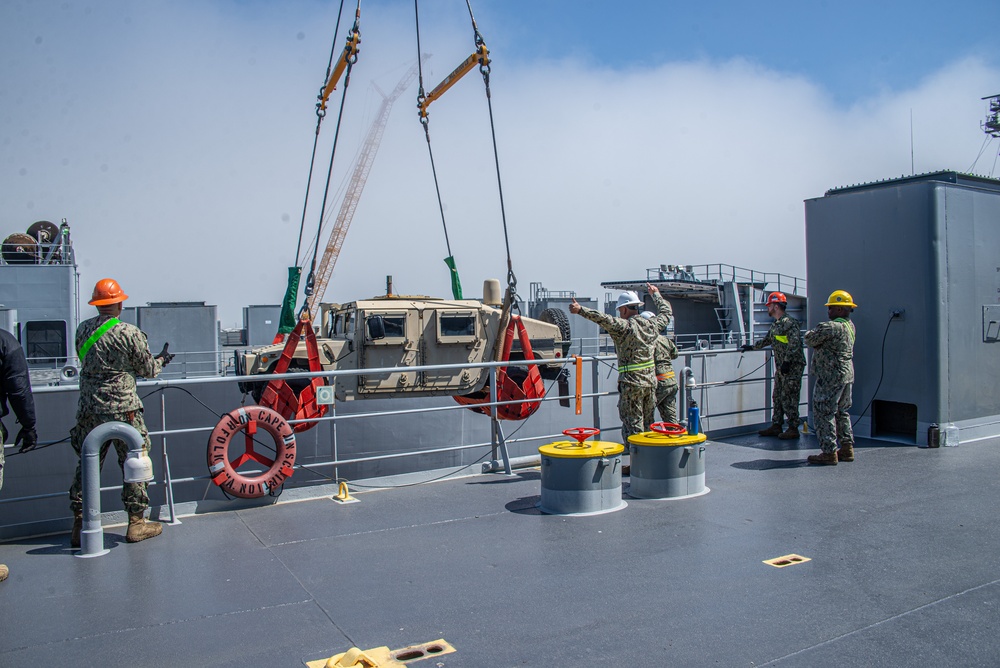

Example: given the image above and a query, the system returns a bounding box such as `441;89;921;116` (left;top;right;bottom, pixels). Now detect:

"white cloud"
2;2;996;326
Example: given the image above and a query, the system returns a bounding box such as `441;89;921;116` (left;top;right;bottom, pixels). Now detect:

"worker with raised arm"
641;311;680;423
804;290;857;466
570;283;672;448
741;292;806;439
68;278;174;547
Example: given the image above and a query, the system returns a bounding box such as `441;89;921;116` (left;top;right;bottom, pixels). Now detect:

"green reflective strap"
618;360;655;373
774;335;789;344
834;318;856;345
77;318;121;359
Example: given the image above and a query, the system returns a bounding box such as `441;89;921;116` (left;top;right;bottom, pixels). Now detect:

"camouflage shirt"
578;292;672;388
804;317;855;383
752;314;806;369
653;335;679;376
76;314;164;417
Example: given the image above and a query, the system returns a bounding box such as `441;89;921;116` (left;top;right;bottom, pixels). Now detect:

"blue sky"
2;1;998;325
465;1;997;102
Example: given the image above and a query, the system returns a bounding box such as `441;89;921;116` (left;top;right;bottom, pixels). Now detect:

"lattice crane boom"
307;62;421;313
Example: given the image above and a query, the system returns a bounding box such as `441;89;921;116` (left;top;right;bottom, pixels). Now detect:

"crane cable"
293;0;347;270
413;1;459;298
464;0;520;313
414;0;516;307
301;0;362;317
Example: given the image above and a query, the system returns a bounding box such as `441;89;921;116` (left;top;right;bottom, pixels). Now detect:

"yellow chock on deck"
306;639;456;667
332;481;359;504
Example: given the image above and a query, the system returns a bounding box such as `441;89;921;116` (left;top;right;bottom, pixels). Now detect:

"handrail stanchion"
591;355;601;432
77;421;145;558
160;394;180;525
488;366;512;475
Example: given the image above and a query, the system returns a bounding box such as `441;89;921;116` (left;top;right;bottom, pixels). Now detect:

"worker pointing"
68;278;174;547
570;283;672;452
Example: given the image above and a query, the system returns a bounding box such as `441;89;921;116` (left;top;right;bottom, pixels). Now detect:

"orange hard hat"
89;278;128;306
766;292;787;305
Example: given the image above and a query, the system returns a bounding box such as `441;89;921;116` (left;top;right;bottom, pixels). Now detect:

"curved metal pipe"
679;367;695;428
76;421;144;559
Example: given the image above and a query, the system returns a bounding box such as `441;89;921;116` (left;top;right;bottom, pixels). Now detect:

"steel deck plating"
2;433;999;667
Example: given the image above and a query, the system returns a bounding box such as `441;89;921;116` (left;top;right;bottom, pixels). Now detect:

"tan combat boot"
807;451;838;465
758;424;782;437
778;425;800;440
71;511;83;549
0;564;8;582
126;513;163;543
838;444;855;462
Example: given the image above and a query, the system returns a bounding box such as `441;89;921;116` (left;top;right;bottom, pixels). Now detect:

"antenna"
910;108;915;175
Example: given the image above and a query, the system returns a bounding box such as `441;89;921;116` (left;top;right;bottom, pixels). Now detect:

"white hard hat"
616;291;643;310
639;311;655;319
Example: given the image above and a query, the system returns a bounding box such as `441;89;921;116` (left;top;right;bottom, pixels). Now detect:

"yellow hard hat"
825;290;857;308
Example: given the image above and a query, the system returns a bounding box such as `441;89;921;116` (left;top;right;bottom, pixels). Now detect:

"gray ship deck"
2;432;998;667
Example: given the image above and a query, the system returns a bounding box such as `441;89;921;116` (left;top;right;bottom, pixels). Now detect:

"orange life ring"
207;406;296;499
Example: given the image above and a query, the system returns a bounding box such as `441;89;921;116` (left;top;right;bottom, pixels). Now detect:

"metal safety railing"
4;344;797;526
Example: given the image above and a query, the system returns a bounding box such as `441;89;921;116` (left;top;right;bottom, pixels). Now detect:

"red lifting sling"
259;313;328;433
454;315;545;420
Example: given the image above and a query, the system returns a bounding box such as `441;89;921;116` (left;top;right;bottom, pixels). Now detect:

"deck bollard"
76;421;145;559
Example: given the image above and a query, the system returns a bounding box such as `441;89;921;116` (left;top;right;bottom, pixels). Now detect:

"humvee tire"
538;307;571;342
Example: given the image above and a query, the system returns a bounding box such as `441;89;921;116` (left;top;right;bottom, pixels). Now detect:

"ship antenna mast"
975;94;1000;177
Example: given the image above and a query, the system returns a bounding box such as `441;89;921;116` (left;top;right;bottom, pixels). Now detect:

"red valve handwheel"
562;427;600;444
651;422;686;436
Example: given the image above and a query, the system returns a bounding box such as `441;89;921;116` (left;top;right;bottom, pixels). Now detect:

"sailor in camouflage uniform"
68;279;174;546
0;328;38;582
570;283;671;446
740;292;806;439
641;311;680;423
803;289;857;465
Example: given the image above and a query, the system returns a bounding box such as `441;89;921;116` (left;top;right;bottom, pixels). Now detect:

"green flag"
444;256;463;300
277;267;301;335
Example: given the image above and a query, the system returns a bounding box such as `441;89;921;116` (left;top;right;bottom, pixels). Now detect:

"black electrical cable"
851;313;896;428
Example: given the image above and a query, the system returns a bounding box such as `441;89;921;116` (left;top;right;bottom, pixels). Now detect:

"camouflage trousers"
69;410;152;515
619;382;655;444
812;379;854;454
648;379;679;424
770;367;804;427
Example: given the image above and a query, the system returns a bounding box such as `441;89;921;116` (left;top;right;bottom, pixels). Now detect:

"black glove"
155;342;175;366
15;427;38;453
780;361;791;374
740;344;754;353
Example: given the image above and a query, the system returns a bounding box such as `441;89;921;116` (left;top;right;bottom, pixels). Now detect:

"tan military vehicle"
236;279;570;403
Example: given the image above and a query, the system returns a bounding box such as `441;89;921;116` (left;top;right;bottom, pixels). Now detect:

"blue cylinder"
688;402;700;435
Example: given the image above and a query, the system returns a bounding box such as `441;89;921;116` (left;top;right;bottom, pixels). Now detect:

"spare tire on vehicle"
538;307;571;342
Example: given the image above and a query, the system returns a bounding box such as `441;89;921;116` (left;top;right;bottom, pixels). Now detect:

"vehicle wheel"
538;307;571;342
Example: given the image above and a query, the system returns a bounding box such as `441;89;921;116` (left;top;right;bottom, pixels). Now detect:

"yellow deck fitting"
538;440;625;458
628;430;708;447
332;481;359;504
763;554;811;568
306;639;455;667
